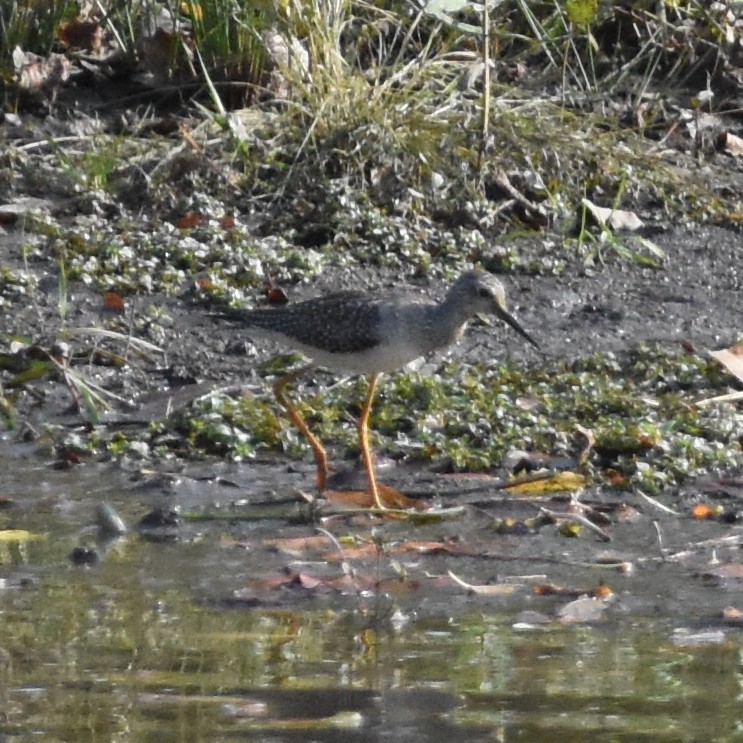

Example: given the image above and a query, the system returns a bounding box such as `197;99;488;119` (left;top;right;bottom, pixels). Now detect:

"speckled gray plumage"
230;291;384;354
226;270;537;374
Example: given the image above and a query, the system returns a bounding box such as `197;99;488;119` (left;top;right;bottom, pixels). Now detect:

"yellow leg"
358;373;383;509
273;365;328;493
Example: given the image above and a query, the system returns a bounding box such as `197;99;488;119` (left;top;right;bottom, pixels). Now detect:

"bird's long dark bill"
497;307;539;349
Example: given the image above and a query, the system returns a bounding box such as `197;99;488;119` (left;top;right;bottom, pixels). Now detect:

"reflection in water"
0;460;740;741
0;546;741;742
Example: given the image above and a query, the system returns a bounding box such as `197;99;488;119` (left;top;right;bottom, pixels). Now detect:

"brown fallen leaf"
57;19;104;52
710;343;743;383
324;484;429;511
102;291;125;313
177;212;207;229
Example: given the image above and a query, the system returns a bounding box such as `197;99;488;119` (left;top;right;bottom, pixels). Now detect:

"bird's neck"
426;295;471;347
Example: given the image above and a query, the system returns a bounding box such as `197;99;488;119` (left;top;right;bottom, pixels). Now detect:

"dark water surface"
1;451;741;742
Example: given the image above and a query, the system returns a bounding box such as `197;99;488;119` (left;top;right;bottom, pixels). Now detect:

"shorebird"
227;270;538;509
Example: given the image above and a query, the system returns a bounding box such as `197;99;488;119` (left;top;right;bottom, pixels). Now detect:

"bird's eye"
477;287;492;299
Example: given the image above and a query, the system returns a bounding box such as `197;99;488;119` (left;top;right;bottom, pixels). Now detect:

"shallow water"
1;450;742;742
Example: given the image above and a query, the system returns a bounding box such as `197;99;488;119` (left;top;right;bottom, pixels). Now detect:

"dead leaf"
324;484;429;511
177;212;207;229
57;19;103;52
581;197;644;231
286;572;325;590
13;46;71;100
718;131;743;157
265;287;289;306
102;291;125;313
710;343;743;383
503;471;586;496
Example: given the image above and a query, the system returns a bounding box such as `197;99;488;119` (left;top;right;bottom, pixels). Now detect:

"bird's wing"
227;293;384;354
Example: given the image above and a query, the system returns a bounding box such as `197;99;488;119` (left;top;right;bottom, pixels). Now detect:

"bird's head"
453;270;539;350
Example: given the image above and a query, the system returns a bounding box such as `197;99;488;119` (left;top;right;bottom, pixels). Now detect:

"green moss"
165;346;742;492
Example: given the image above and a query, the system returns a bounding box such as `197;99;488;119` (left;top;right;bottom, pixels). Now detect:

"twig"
635;489;680;516
660;534;743;562
539;506;612;542
492;169;544;215
16;136;88;152
696;390;743;407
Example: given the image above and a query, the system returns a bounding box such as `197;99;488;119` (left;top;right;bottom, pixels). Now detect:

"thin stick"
539;506;612;542
635;489;680;516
